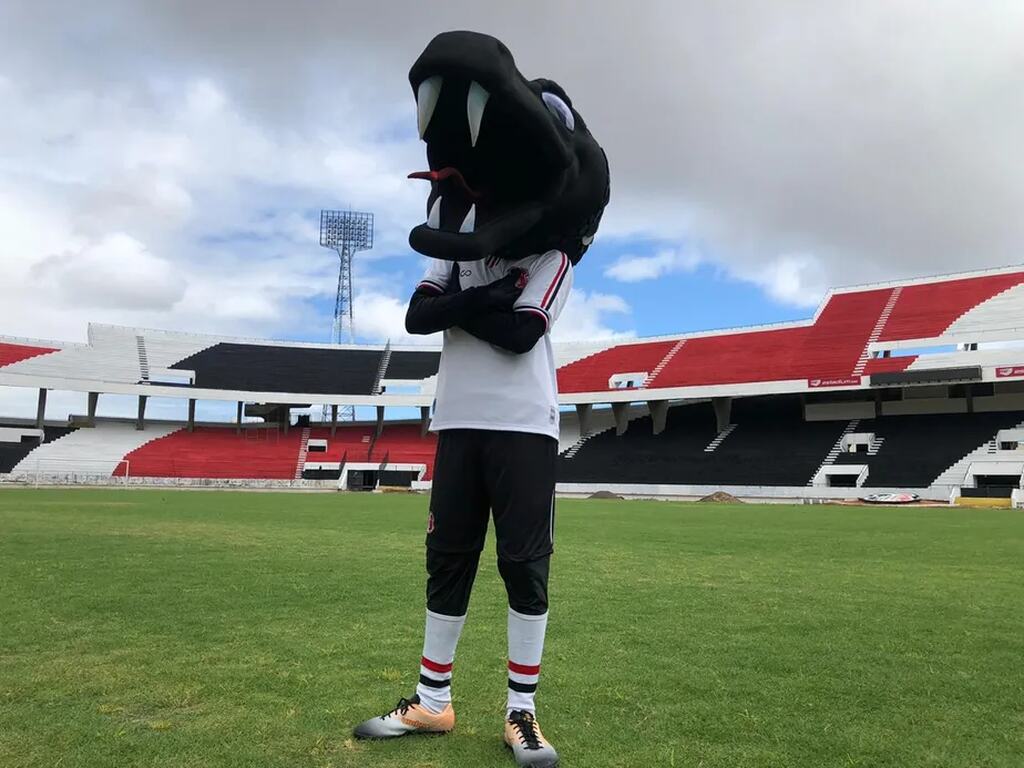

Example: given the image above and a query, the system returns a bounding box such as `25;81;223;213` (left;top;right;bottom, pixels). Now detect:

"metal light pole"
319;210;374;421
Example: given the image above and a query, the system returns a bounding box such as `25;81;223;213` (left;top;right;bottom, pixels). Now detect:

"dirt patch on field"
698;491;744;503
587;490;624;500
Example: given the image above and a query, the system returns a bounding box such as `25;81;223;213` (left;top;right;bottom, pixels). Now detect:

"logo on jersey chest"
482;256;530;288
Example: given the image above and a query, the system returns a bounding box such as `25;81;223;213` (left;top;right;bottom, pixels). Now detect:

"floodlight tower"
320;209;374;344
320;209;374;421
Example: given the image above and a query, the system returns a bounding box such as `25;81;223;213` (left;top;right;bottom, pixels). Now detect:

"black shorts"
427;429;557;562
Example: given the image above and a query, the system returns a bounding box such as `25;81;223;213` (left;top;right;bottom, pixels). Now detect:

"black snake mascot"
354;30;610;768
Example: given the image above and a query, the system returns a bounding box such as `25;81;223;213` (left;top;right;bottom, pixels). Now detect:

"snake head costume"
408;30;610;265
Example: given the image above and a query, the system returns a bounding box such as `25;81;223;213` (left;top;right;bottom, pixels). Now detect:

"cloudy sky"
2;2;1024;416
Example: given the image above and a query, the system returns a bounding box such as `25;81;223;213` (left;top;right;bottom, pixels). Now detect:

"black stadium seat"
170;344;383;395
560;396;849;487
383;351;441;380
0;426;77;473
834;411;1024;488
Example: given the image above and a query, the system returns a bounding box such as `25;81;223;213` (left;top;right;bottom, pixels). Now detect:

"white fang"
459;205;476;233
427;197;442;229
467;81;490;147
417;76;443;139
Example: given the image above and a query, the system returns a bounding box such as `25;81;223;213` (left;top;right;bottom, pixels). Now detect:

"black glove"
477;268;525;310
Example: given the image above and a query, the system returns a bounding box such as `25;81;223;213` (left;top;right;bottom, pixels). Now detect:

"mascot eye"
542;92;575;132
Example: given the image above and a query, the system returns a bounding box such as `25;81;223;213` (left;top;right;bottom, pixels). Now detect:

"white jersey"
418;250;573;440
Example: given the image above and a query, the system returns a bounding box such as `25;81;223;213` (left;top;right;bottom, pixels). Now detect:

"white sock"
506;607;548;715
415;609;467;714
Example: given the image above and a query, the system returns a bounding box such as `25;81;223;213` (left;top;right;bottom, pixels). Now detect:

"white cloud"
5;1;1023;302
352;291;438;345
739;253;829;309
0;69;426;345
554;290;633;341
604;248;702;283
31;233;186;311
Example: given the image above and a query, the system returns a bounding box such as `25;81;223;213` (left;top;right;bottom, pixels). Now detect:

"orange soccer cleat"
352;695;454;740
504;710;559;767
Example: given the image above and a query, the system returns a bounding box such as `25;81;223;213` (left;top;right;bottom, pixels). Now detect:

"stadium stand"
99;422;437;481
115;426;305;480
559;396;847;487
3;265;1024;497
3;266;1024;402
878;272;1024;342
863;355;917;376
367;424;438;478
0;343;59;368
557;340;679;393
382;351;441;381
833;411;1024;488
169;344;384;395
12;421;178;478
0;424;76;473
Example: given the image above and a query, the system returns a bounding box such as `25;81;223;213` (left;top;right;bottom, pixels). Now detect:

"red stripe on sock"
421;656;454;674
508;661;541;676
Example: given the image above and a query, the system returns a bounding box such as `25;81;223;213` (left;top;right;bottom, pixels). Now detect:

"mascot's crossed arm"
353;31;610;768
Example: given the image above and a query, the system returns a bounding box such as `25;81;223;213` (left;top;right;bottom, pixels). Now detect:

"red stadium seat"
557;340;679;394
0;342;58;368
116;426;305;479
115;423;438;480
878;273;1024;342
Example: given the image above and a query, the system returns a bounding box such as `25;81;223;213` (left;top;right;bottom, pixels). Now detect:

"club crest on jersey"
426;512;435;534
515;270;530;289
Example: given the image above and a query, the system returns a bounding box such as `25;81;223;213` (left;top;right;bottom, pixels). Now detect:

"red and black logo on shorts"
426;512;435;534
515;270;529;289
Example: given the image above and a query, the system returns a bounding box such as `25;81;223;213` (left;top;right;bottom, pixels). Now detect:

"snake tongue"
408;167;483;201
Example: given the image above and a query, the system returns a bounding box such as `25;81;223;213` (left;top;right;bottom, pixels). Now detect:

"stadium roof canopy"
3;264;1024;408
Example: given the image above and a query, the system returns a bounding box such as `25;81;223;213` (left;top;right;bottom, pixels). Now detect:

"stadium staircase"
931;418;1024;488
563;428;605;459
135;334;151;382
560;405;646;459
642;339;686;388
807;419;862;486
852;288;901;376
294;427;312;480
703;423;736;452
372;341;392;395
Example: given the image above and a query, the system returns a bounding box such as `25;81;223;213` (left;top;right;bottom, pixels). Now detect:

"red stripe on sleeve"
417;280;445;295
421;656;454;674
540;252;569;308
508;661;541;676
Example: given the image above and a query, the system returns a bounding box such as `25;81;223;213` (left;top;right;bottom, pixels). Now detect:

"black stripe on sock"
419;674;451;689
507;679;538;694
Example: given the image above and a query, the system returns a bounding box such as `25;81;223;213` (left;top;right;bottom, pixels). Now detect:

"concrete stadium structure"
3;264;1024;505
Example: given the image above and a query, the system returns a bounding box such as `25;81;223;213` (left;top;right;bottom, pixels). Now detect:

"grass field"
1;488;1022;768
